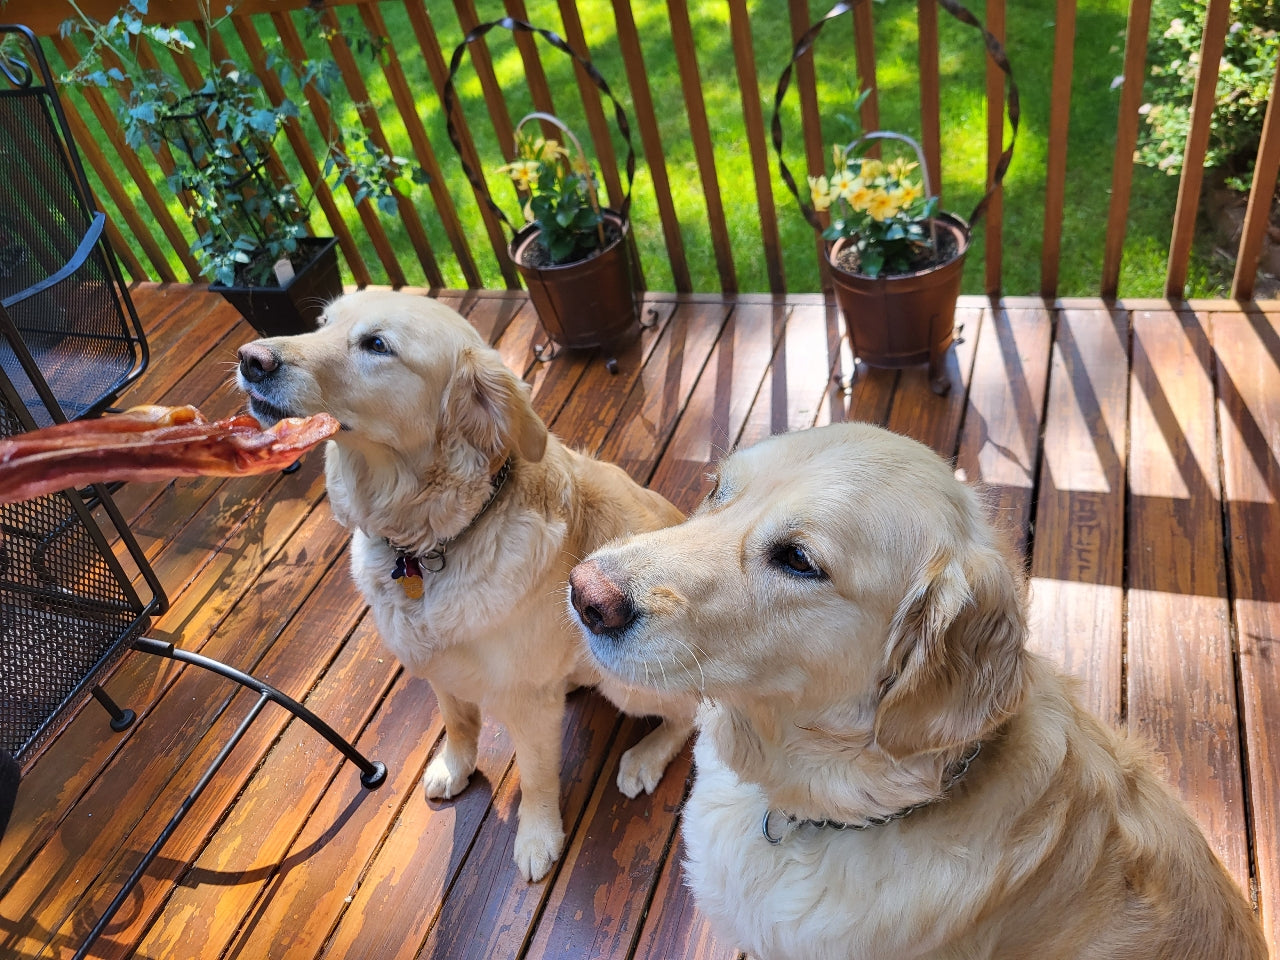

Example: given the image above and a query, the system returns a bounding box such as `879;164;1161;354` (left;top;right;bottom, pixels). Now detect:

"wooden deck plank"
1026;305;1130;724
954;303;1053;557
3;289;1277;960
1125;305;1249;888
1212;304;1280;948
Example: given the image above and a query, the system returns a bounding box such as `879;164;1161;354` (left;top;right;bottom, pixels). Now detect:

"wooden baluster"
984;0;1005;296
1231;60;1280;301
917;0;942;206
357;2;481;289
271;8;406;287
1041;0;1077;299
611;0;692;292
728;0;785;295
319;4;442;288
1165;0;1231;299
1101;0;1152;299
232;12;373;288
668;0;736;294
402;1;519;289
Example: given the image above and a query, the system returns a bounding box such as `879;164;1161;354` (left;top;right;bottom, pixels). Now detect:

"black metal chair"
0;24;148;429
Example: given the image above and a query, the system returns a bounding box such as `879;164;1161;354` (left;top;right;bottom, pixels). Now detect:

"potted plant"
772;0;1018;394
497;113;636;358
60;0;423;336
443;18;642;367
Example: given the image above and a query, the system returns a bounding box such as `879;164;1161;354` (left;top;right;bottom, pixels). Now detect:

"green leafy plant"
1138;0;1280;189
808;132;940;278
497;120;607;265
60;0;426;286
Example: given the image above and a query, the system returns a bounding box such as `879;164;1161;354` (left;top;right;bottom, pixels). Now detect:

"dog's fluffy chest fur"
682;727;998;960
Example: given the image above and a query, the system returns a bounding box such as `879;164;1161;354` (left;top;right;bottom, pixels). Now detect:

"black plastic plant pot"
211;237;342;338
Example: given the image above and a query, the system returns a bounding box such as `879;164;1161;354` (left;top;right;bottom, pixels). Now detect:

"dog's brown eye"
771;543;823;579
362;335;392;355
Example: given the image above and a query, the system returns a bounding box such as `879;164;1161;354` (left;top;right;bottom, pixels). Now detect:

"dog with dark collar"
569;422;1265;960
237;289;694;882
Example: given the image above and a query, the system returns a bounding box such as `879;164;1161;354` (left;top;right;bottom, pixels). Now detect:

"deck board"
2;287;1278;959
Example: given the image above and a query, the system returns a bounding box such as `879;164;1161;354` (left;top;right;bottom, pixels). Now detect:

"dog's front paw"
514;818;565;883
422;751;474;800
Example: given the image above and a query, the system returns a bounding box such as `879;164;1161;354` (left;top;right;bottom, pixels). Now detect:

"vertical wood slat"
1101;0;1152;299
1040;0;1077;298
1232;62;1280;300
357;2;482;289
789;0;831;289
728;0;785;295
852;0;879;143
58;90;173;281
1165;0;1231;299
502;0;561;140
271;8;406;287
319;3;443;287
404;1;520;289
668;0;737;294
51;36;201;281
232;13;373;288
452;0;518;167
917;0;942;205
610;0;692;292
984;0;1005;296
554;0;624;210
553;0;646;290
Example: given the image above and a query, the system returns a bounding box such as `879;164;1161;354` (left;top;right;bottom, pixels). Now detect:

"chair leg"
91;685;135;732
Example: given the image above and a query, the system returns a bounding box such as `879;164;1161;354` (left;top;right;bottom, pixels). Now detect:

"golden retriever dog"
236;289;694;882
568;422;1266;960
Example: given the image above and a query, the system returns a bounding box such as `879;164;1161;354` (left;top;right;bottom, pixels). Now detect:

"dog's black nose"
237;342;280;384
569;560;635;636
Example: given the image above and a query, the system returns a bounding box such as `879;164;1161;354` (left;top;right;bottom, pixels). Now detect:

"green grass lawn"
65;0;1229;298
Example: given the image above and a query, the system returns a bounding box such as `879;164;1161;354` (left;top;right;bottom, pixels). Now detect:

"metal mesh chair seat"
0;25;147;428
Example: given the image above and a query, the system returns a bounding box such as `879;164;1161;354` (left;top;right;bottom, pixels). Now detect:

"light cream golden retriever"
568;422;1266;960
236;289;694;882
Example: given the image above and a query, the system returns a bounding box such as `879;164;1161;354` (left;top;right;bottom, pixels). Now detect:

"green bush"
1138;0;1280;189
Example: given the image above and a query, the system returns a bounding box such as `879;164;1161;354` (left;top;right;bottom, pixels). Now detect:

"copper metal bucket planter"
443;18;643;371
828;212;969;394
510;211;638;353
771;0;1019;396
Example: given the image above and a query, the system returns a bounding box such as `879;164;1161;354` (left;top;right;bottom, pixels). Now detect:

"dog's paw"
616;744;665;798
422;752;474;801
514;819;564;883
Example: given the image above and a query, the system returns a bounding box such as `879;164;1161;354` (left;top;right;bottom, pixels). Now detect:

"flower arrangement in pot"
443;18;642;369
772;0;1018;394
498;113;636;361
61;0;424;337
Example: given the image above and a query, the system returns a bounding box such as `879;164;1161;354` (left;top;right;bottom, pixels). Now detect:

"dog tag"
392;554;424;599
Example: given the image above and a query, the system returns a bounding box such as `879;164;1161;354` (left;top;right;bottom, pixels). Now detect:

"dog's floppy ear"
445;346;548;463
873;543;1027;760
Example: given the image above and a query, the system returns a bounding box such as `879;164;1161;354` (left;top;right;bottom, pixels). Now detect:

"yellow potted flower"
443;19;640;366
772;0;1018;394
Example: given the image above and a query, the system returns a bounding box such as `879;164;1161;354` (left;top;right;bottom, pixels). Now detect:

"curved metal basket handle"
771;0;1019;232
442;17;637;240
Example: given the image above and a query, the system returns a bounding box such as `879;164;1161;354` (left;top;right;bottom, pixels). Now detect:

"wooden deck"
3;284;1280;959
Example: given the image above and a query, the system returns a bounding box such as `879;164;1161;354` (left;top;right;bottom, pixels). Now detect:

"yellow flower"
500;159;541;191
808;174;833;212
894;179;923;209
867;188;900;222
887;157;919;182
859;158;885;180
847;179;874;212
831;168;859;198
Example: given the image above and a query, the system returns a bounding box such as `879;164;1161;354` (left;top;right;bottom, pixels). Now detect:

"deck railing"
4;0;1278;301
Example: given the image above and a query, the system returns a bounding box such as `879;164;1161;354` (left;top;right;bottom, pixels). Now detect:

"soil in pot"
831;225;962;278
